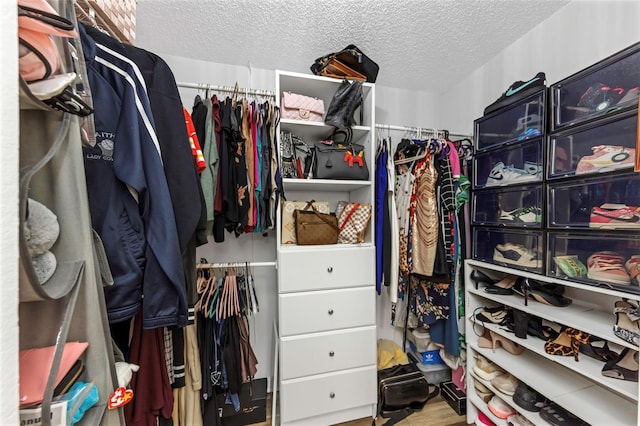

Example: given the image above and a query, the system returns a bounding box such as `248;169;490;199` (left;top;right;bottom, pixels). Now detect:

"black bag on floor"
376;362;439;426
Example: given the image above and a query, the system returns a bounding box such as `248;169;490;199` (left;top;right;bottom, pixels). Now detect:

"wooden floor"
254;393;468;426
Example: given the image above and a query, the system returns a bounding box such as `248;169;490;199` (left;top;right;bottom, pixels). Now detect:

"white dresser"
275;70;377;425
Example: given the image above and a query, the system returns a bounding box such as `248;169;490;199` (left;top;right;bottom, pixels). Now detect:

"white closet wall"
439;0;640;133
0;0;19;423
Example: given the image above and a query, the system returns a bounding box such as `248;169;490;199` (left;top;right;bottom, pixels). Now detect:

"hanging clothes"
125;313;174;426
80;24;189;329
388;135;471;357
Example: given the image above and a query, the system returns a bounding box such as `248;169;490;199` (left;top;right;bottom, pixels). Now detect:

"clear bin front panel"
548;111;637;180
473;138;543;189
473;186;542;228
475;90;545;152
548;231;640;295
473;227;543;273
551;43;640;130
548;173;640;229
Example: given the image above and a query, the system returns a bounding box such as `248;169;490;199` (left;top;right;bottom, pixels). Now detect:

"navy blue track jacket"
80;26;188;329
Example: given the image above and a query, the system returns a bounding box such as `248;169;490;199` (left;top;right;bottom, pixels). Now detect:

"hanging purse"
338;202;372;244
313;128;369;180
325;79;363;129
293;201;338;245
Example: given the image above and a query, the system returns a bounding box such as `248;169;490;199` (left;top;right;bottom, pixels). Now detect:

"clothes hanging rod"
375;123;470;138
197;261;277;269
177;81;275;98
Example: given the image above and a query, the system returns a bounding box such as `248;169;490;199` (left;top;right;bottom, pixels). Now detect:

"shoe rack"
471;87;546;275
466;42;640;426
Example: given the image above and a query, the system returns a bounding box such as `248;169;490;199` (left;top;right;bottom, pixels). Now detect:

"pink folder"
19;341;89;408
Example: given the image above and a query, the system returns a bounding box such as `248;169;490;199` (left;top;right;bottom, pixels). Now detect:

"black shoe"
484;72;546;115
513;382;546;412
540;401;586;425
471;269;495;289
526;279;572;307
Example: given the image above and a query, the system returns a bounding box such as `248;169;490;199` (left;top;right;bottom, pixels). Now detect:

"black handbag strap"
301;201;338;231
332;127;353;146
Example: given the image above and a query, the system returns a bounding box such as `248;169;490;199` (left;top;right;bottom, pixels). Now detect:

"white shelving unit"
273;70;377;425
465;259;640;426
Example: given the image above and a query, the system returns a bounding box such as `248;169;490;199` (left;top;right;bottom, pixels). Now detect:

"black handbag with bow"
313;128;369;180
325;79;363;129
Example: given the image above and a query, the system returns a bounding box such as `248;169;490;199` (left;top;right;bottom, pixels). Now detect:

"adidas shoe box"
548;109;637;180
440;381;467;416
550;41;640;132
473;227;544;273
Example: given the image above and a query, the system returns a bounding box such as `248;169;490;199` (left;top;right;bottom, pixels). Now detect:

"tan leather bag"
293;201;338;245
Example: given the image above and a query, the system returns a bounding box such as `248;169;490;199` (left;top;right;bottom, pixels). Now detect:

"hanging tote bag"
313;128;369;180
324;79;363;129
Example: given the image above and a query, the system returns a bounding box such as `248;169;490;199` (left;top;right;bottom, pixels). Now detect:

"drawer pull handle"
329;351;335;357
328;309;334;315
327;266;333;273
329;392;335;399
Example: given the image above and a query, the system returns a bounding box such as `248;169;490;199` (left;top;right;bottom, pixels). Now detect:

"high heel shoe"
580;336;618;362
544;327;590;362
601;347;639;382
475;306;511;326
478;327;493;349
489;330;524;355
613;299;640;346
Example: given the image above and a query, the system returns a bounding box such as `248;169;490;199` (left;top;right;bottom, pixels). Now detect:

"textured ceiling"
135;0;569;93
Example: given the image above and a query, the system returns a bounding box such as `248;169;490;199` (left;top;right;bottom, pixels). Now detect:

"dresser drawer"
280;326;376;380
279;287;375;336
278;246;374;293
280;366;377;423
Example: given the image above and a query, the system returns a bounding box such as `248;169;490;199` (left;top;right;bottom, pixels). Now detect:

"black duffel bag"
376;362;440;426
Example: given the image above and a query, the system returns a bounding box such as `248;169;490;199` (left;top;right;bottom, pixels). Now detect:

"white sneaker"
486;162;541;187
494;243;541;268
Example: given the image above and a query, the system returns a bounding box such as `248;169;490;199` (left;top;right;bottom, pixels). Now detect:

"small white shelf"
277;242;374;253
467;285;637;350
467;259;640;300
554;384;638;426
467;391;508;426
470;320;638;401
282;178;371;192
469;371;553;426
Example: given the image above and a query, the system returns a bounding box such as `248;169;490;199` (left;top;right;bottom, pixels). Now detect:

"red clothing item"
183;107;206;173
124;313;174;426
